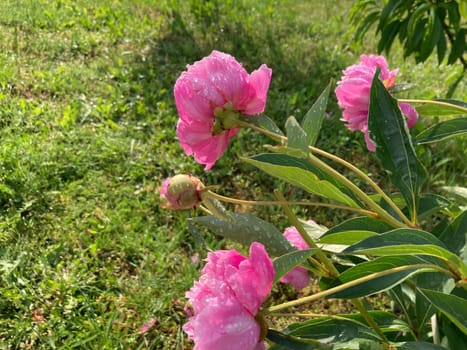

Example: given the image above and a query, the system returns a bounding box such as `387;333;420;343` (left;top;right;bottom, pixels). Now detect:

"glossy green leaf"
368;70;427;220
418;288;467;335
440;313;467;350
301;81;331;146
244;153;359;207
414;118;467;144
324;216;392;235
417;6;440;62
273;249;319;283
447;27;465;65
249;113;284;136
397;342;449;350
283;311;409;343
414;99;467;116
343;228;466;277
327;255;439;299
407;3;430;41
378;20;400;54
318;230;377;245
436;27;447;63
193;213;294;257
351;228;445;245
266;330;326;350
354;11;379;43
439;210;467;263
286;116;309;154
416;193;450;219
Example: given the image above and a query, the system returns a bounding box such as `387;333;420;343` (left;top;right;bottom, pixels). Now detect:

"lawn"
0;0;465;348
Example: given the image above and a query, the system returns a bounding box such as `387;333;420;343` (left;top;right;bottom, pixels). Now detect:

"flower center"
212;103;241;135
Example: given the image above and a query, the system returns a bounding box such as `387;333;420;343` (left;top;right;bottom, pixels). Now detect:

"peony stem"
274;189;389;341
202;190;378;217
398;98;467;114
265;264;443;314
307;145;413;227
306;153;407;229
352;298;388;342
274;190;340;278
238;120;412;227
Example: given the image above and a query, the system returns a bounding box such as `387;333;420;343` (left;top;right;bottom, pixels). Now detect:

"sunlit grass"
0;0;464;348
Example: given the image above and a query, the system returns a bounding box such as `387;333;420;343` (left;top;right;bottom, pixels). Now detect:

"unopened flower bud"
159;175;204;210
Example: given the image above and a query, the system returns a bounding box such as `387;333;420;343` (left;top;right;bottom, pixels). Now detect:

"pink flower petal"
184;297;262;350
242;64;272;115
184;242;273;349
174;51;272;169
399;102;419;128
335;54;416;151
280;224;312;290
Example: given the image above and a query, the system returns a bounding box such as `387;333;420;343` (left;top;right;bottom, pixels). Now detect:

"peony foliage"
161;50;467;349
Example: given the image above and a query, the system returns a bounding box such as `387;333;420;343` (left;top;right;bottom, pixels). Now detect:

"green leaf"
324;216;393;235
447;28;465;65
266;330;326;350
343;228;466;277
418;288;467;335
439;210;467;263
327;255;439;299
318;230;378;245
200;193;233;221
378;20;400;54
273;249;318;283
286;116;309;154
301;81;332;146
249;113;284;136
193;213;294;256
407;3;430;41
368;69;427;220
436;26;447;63
461;1;467;19
417;6;440;62
439;186;467;202
414;118;467;144
243;153;359;207
440;313;467;350
354;11;379;43
397;342;449;350
345;227;446;248
416;193;450;219
283;311;409;343
414;99;467;116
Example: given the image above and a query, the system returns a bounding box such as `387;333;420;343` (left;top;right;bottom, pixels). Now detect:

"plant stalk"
239;120;411;228
274;190;340;277
202;190;377;217
265;264;442;313
398;98;467;114
352;298;388;342
306;153;406;228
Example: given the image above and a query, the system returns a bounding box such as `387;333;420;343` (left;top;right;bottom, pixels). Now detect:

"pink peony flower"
159;174;203;210
184;242;273;350
280;225;311;290
174;50;272;170
335;54;418;151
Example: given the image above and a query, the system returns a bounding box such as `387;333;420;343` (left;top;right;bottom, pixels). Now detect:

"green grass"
0;0;465;348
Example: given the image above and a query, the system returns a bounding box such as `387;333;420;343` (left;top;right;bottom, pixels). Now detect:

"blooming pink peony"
159;174;203;210
174;50;272;170
335;54;418;151
184;242;273;350
280;225;311;290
